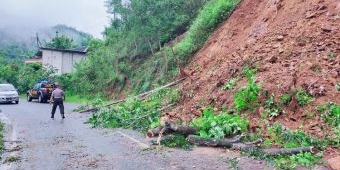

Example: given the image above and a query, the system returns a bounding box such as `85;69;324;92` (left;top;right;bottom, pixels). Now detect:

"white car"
0;84;19;104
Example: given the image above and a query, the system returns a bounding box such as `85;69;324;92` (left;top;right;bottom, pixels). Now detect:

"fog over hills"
0;24;92;59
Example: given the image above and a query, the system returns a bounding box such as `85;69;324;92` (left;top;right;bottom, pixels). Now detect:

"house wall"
42;49;86;75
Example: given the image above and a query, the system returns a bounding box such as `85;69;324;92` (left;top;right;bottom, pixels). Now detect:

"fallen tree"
147;121;198;138
148;124;314;156
79;78;186;113
187;135;313;156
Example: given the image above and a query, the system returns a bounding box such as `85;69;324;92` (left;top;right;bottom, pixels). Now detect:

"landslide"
168;0;339;157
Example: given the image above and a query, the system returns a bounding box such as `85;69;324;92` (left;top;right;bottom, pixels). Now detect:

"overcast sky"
0;0;110;38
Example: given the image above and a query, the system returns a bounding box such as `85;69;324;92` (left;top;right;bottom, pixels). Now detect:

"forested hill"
0;24;92;60
73;0;236;97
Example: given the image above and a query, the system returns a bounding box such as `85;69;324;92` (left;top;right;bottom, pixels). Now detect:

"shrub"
233;68;260;111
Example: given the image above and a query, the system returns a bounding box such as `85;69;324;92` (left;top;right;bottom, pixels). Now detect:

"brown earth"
167;0;339;161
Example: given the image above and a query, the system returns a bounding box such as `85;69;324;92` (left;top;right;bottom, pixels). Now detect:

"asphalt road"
0;100;271;170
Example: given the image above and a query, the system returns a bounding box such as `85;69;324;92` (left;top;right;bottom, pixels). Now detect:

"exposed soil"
167;0;340;160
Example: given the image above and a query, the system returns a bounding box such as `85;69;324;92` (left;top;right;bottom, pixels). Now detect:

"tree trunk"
187;135;243;147
148;39;154;55
79;78;186;113
147;122;198;138
187;135;313;155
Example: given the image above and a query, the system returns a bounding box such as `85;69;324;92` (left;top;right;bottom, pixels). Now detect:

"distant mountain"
0;24;93;60
39;24;93;48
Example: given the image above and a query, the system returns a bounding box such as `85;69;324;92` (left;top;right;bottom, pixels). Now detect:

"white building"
40;47;87;75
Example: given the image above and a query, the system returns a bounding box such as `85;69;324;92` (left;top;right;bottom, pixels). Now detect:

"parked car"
0;83;19;104
27;81;54;103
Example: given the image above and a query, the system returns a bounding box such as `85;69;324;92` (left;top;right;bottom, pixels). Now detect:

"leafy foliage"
72;0;240;98
233;68;260;111
317;102;340;128
274;152;322;170
46;33;75;49
257;123;330;169
86;88;178;132
222;77;239;90
336;82;340;91
279;93;292;105
263;94;281;117
192;107;248;139
295;88;314;106
265;123;328;149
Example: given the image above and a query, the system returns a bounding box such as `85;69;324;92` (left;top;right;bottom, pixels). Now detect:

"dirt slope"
168;0;339;158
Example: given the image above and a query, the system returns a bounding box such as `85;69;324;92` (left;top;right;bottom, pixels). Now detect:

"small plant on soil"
192;106;248;139
264;94;281;117
295;88;314;106
316;102;340;128
310;64;321;74
279;93;292;105
336;82;340;91
327;52;337;58
221;77;239;90
233;67;260;111
227;157;240;170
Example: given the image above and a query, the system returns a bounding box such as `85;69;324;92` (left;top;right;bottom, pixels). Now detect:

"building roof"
40;47;87;54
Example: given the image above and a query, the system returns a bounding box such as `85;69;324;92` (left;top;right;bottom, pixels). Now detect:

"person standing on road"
50;82;65;119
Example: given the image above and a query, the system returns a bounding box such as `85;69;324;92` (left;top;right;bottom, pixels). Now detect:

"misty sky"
0;0;110;38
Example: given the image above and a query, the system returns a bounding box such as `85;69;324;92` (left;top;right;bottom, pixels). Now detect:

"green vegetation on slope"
72;0;240;98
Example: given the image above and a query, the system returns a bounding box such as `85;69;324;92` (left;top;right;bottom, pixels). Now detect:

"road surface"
0;100;271;170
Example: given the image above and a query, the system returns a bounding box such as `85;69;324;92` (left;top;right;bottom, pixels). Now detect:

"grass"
4;156;20;163
227;157;240;170
64;94;92;104
0;122;4;160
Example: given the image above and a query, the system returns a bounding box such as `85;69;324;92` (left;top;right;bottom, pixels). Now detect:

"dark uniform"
50;84;65;119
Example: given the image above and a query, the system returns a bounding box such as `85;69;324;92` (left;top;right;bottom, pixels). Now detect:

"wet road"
0;100;271;170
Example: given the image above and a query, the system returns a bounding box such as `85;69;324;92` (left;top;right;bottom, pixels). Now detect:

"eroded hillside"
168;0;339;159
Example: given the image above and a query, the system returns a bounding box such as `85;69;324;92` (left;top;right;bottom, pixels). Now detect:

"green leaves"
264;94;281;117
317;102;340;128
233;68;260;111
295;88;314;106
46;34;75;50
86;88;177;131
222;77;239;90
192;107;248;139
